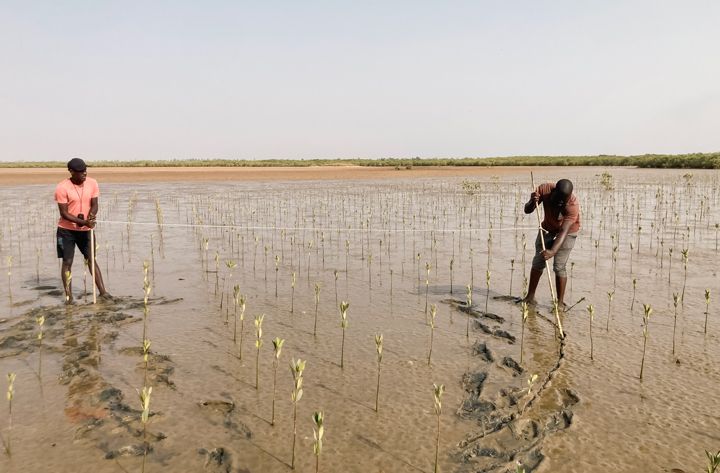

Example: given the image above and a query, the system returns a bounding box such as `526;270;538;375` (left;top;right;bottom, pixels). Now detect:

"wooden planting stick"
530;172;564;339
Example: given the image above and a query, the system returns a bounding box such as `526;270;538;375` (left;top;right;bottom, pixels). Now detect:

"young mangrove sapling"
271;337;285;426
432;383;445;473
587;304;595;360
339;301;349;368
375;333;383;411
639;304;652;380
312;411;325;473
290;358;306;469
254;314;265;389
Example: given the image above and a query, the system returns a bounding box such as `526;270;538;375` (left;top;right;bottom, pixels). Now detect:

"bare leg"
86;259;109;297
522;268;543;304
61;260;73;303
556;275;567;308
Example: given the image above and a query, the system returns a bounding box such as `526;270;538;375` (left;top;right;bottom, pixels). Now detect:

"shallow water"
0;167;718;472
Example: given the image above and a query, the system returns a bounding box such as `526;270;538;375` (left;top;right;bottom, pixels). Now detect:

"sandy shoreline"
0;165;607;185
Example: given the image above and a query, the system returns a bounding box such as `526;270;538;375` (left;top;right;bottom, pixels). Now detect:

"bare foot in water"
517;296;537;305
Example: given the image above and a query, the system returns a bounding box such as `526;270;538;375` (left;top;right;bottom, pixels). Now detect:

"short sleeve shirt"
537;182;581;234
54;177;100;231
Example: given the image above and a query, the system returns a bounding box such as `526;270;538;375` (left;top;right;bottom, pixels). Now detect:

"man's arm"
541;219;573;260
524;191;539;214
57;203;91;228
88;197;98;227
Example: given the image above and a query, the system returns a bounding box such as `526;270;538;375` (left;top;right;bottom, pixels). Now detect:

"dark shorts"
531;232;577;277
56;228;92;261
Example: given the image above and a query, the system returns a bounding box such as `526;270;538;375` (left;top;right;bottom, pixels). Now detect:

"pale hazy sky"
1;1;719;162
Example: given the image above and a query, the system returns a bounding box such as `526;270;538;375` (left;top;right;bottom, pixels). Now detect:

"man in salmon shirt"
521;178;580;309
55;158;110;303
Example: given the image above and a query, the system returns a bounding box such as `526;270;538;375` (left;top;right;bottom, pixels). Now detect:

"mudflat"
0;165;613;184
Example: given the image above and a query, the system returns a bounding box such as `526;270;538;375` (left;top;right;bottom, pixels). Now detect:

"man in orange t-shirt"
54;158;110;303
521;178;581;308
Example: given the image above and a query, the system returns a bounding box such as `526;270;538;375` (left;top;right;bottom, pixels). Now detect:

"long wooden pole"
530;172;564;338
90;228;97;304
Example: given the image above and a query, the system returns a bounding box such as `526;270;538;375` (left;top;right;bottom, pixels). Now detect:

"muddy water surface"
0;167;718;472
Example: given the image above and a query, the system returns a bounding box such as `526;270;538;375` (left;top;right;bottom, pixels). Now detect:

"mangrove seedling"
290;358;307;469
672;292;679;355
222;260;237;313
484;270;491;314
274;255;280;297
587;305;595;360
521;373;539;415
681;249;689;302
449;258;454;294
432;383;445;473
704;288;711;334
271;337;285;426
6;256;12;303
606;290;614;331
424;262;431;319
214;251;219;294
4;372;16;456
313;283;321;336
706;450;720;473
428;305;437;365
375;333;383;411
339;301;349;368
36;315;45;350
237;294;247;360
290;272;296;313
312;411;325;473
254;314;265;389
465;284;472;338
639;304;652;380
232;285;240;342
142;338;151;385
333;269;338;306
509;259;515;296
138;385;152;473
520;302;529;364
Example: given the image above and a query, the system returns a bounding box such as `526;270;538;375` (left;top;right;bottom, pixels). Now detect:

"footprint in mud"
443;298;507;323
198;400;252;439
472;342;494;363
119;347;176;388
500;356;524;376
474;320;516;344
457;386;581;472
198;447;250;473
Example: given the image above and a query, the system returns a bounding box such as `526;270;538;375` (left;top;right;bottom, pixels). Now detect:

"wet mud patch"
0;297;180;465
119;347;176;388
452;299;576;472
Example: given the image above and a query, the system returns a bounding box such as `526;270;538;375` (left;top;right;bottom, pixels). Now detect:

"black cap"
67;158;87;172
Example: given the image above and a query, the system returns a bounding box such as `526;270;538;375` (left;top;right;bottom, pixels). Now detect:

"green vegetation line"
2;153;720;169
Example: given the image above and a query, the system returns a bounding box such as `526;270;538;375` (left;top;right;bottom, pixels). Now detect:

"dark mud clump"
474;320;517;344
501;356;524;376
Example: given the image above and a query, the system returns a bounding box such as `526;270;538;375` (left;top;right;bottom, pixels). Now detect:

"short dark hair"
67;158;87;172
555;179;573;196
